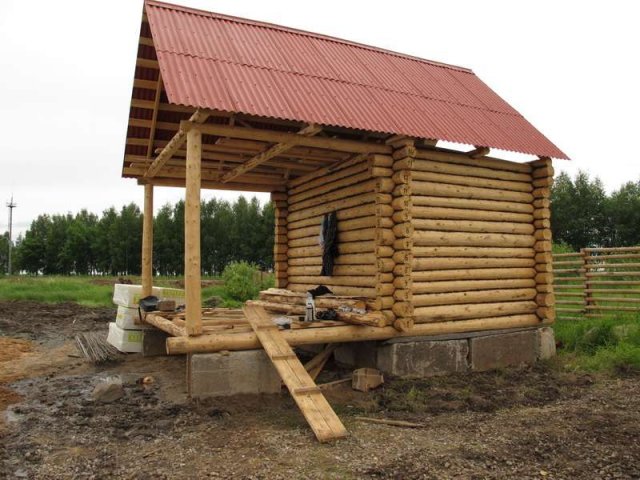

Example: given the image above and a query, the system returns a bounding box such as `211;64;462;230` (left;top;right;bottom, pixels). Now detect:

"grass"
0;276;114;307
554;313;640;374
0;274;271;309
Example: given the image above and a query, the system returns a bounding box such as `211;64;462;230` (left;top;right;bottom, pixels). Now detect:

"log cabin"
123;0;566;356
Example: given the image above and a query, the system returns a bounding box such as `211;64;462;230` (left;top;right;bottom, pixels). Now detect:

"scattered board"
243;304;348;442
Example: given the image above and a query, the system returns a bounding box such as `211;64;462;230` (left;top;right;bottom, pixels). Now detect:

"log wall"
274;145;553;333
408;148;543;326
285;154;389;299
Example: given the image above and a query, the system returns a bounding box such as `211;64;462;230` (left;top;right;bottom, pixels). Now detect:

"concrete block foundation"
334;327;555;378
377;339;469;377
189;350;281;398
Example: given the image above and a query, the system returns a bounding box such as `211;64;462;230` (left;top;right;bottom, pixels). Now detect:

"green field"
0;275;242;308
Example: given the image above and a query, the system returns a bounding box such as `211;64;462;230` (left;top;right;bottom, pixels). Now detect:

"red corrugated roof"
145;0;568;159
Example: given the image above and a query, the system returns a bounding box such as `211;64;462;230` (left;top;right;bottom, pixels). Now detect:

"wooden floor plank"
243;304;348;442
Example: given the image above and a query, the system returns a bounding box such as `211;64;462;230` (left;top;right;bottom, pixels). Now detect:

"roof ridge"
155;48;521;118
144;0;474;74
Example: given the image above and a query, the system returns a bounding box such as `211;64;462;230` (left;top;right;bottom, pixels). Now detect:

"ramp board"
243;304;348;442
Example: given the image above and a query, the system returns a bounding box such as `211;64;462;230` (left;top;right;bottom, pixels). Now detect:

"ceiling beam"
145;110;210;178
219;124;322;183
182;121;392;154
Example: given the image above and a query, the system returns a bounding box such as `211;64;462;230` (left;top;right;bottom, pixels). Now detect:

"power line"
6;196;17;275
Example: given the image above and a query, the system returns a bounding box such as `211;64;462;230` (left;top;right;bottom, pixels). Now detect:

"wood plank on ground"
243;304;348;442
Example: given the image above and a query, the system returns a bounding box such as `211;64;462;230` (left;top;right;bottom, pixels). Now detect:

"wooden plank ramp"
243;304;348;442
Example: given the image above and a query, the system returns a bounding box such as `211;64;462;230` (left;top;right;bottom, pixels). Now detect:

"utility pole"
6;196;17;275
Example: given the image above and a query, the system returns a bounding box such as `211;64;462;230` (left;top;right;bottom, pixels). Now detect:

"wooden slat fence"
553;246;640;320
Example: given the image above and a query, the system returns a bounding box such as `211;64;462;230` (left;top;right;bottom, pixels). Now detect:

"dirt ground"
1;301;639;479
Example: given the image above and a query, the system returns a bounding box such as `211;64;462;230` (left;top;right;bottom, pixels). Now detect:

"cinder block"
142;329;169;357
334;341;378;369
470;330;537;372
190;350;281;398
537;327;556;360
377;339;469;377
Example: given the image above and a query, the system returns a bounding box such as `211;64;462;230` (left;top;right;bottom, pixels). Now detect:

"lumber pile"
408;148;539;324
254;289;388;327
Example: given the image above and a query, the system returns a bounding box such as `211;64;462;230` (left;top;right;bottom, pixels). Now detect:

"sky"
1;0;639;238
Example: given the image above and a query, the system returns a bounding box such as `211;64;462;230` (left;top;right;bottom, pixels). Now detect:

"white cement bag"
112;284;185;308
107;322;144;353
114;305;154;330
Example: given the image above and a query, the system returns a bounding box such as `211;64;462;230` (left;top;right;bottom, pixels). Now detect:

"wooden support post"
272;191;289;289
581;248;590;316
185;127;202;336
141;183;154;297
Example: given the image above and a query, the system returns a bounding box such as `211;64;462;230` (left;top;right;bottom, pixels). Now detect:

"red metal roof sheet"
144;0;568;159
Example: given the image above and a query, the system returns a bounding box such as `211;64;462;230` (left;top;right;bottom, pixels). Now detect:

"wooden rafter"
146;75;163;158
219;124;322;183
182;121;392;154
145;110;210;178
469;146;490;158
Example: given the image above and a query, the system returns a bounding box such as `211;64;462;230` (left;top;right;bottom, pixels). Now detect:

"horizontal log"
413;267;536;282
259;290;367;309
586;271;640;277
410;170;533;193
413;246;534;258
414;301;538;323
586;297;640;303
287;241;375;258
411;158;532;182
288;275;376;288
585;281;640;286
410;257;535;271
288;169;371;204
534;229;552;241
289;178;388;213
584;289;640;294
370;154;393;168
414;149;532;173
288;253;376;267
413;288;537;307
413;218;534;235
411;195;533;214
289;283;376;297
412;181;534;204
370;166;393;177
288;264;377;276
247;300;387;327
288;154;368;190
287;192;377;223
584;254;640;261
585;305;640;312
533;209;551;220
583;246;640;253
412;278;536;294
584;262;640;270
287;203;393;230
288;216;393;240
166;314;547;354
536;307;556;322
408;206;533;224
144;313;186;338
413;231;535;248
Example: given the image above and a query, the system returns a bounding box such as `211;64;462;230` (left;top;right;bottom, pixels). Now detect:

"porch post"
141;184;154;297
185;126;202;335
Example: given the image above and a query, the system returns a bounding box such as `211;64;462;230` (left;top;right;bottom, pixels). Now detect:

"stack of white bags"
107;284;185;352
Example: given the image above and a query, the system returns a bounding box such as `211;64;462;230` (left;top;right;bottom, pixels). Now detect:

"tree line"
551;171;640;250
6;196;274;276
2;171;639;275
